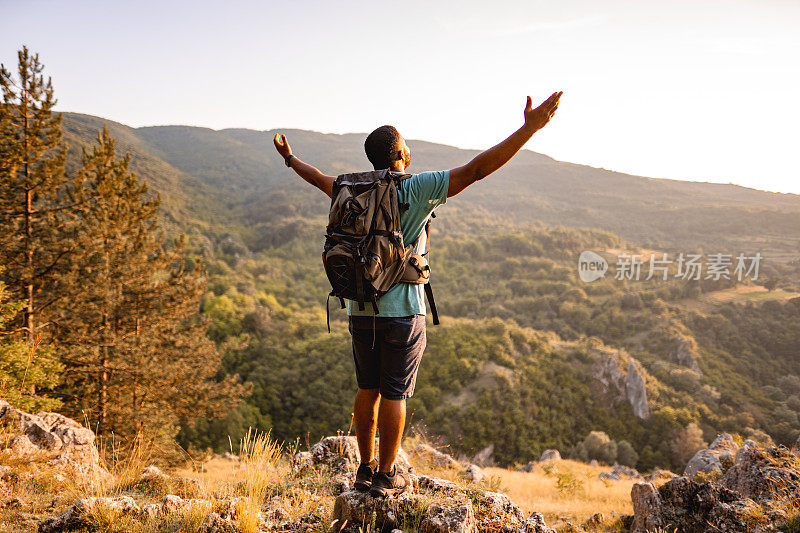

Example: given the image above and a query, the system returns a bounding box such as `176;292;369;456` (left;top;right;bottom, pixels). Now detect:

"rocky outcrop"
720;441;800;503
0;400;109;484
472;443;494;466
332;473;555;533
671;333;703;373
410;443;461;469
539;449;561;462
591;351;650;420
684;433;739;478
631;443;800;533
296;435;412;474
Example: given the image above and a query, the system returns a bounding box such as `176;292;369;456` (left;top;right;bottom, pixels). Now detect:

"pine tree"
0;47;80;349
0;272;62;411
59;129;247;440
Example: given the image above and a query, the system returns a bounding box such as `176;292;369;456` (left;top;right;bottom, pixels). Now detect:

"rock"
37;496;140;533
582;512;604;529
200;512;238;533
611;463;642;479
672;333;702;374
644;469;678;482
464;464;484;484
518;461;536;472
425;501;476;533
331;490;415;531
473;491;525;531
793;434;800;453
684;432;739;478
291;451;313;473
219;451;239;462
630;483;664;533
591;351;650;420
522;512;556;533
305;435;412;474
720;441;800;503
598;472;620;481
630;446;799;533
333;474;553;533
199;497;249;533
539;449;561;462
0;400;110;484
412;473;460;495
589;459;599;468
472;443;494;466
10;434;40;455
411;443;461;469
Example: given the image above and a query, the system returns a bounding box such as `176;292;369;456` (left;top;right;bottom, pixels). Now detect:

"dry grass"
483;460;637;526
236;428;282;533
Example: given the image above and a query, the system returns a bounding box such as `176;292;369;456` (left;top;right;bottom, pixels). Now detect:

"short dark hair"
364;125;403;170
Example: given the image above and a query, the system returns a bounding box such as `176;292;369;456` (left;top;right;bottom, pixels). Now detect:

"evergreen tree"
0;272;62;411
0;47;80;349
58;129;247;441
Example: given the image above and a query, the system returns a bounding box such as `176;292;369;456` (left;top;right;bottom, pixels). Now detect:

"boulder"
599;472;620;481
463;464;484;484
631;444;800;533
630;483;664;533
37;496;140;533
522;512;556;533
411;443;461;469
539;449;561;462
720;441;800;503
684;433;739;478
332;473;553;533
0;400;109;484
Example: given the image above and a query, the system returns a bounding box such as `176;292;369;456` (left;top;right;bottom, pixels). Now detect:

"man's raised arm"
273;134;336;199
447;91;562;198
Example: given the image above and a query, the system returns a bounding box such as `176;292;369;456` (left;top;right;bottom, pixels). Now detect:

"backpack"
322;169;439;331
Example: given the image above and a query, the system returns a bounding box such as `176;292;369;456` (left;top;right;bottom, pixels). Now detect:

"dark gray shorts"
349;314;427;400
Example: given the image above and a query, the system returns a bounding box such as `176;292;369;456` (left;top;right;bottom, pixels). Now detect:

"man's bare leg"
377;398;405;472
353;388;380;463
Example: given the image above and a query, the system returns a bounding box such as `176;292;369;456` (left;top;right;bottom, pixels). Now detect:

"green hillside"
59;112;800;471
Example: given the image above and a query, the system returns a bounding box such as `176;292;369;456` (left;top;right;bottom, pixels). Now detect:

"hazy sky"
2;0;799;193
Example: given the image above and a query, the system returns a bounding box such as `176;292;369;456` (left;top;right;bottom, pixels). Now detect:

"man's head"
364;125;410;171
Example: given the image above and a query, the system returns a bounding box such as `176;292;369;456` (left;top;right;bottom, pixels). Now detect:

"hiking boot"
353;459;378;492
369;466;411;498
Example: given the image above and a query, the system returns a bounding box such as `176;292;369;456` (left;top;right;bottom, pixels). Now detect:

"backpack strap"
414;213;439;325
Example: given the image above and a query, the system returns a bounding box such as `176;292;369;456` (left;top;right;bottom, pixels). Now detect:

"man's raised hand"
524;91;563;132
273;133;292;158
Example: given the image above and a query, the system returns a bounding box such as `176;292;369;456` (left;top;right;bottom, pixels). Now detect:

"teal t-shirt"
347;170;449;317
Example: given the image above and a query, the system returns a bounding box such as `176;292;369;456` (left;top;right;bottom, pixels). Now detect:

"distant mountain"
62;112;800;256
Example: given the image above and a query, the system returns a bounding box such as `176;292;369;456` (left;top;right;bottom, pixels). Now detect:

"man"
273;91;562;497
